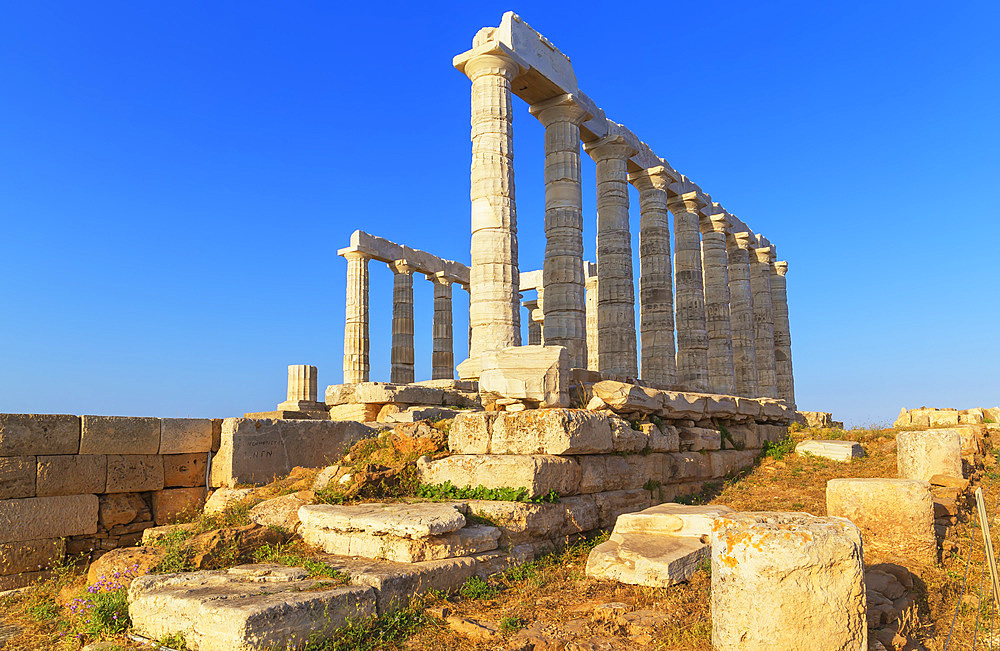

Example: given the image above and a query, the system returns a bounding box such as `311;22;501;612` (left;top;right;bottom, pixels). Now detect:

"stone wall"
895;406;1000;428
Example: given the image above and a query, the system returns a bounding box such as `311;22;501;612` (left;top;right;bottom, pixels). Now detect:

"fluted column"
342;251;370;384
667;191;710;392
523;298;542;345
750;246;778;398
628;167;676;388
585;135;638;378
727;232;758;397
529;94;590;369
279;364;319;410
771;260;795;406
430;272;454;381
457;47;524;377
388;260;415;384
585;264;599;371
701;211;735;395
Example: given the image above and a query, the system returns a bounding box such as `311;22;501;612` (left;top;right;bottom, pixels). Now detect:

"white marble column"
585;263;598;371
279;364;319;410
771;260;795;406
457;47;524;378
389;260;415;384
700;210;735;395
727;232;758;398
523;298;542;345
585;135;638;378
342;250;370;384
750;246;778;398
529;94;590;369
667;191;710;392
628;166;677;388
430;272;455;381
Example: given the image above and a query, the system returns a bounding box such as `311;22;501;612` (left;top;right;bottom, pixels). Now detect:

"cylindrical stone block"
897;429;963;481
701;214;735;395
431;275;455;380
585;266;598;371
728;232;758;397
389;260;415;384
771;260;795;406
712;512;867;650
750;247;777;398
342;251;370;384
668;193;710;392
286;365;318;403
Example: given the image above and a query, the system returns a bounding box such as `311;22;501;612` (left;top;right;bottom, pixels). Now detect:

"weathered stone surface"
203;487;253;515
665;452;713;482
661;392;707;419
159;418;213;454
592;381;662;414
799;411;839;428
827;478;935;564
417;454;580;498
141;523;197;545
614;503;734;538
479;345;570;408
302;524;500;563
128;566;377;651
299;503;466;539
679;427;721;451
248;493;311;533
897;429;963;482
87;545;166;587
928;409;960;428
711;512;866;650
106;455;164;493
0;538;65;576
594;489;653;528
210;418;376;487
351;382;445;406
385;406;461;424
707;450;757;479
163;453;207;487
0;456;35;499
152;488;205;525
0;569;52;591
578;455;632;493
0;494;98;543
646;423;680;452
35;454;106;496
80;416;160;455
447;412;498;455
795;440;864;462
586;532;708;587
491;409;614;455
328;403;381;422
0;414;80;457
99;493;143;528
463;499;598;546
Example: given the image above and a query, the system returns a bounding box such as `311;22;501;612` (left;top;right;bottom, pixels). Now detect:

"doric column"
628;166;676;388
750;246;778;398
529;94;590;369
585;263;599;371
342;251;370;384
584;135;638;378
727;232;758;397
771;260;795;406
700;209;735;395
523;298;542;345
667;190;710;392
388;260;415;384
456;46;524;377
430;272;454;381
278;364;320;411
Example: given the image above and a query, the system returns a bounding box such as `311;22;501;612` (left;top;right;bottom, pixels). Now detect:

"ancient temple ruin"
339;12;795;407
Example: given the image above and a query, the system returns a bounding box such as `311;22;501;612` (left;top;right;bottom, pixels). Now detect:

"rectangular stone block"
578;455;630;493
491;409;614;455
0;538;65;575
301;524;500;563
80;416;160;455
928;410;960;428
897;429;963;481
329;556;479;614
0;456;35;499
448;412;498;455
0;414;79;456
159;418;213;454
464;500;565;546
594;489;653;528
35;454;106;496
592;381;663;414
665;452;713;482
707;450;757;479
328;403;381;422
0;494;98;542
827;478;935;563
106;455;164;493
350;382;445;405
679;427;722;451
152;487;206;525
163;453;208;487
479;345;569;408
0;569;52;591
417;454;580;498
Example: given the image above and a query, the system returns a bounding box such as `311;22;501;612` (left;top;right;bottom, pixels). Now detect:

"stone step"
585;532;708;587
298;503;466;539
795;439;864;461
385;406;462;423
301;523;500;563
613;503;734;538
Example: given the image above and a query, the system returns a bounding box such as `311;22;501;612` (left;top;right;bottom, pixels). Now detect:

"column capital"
583;133;637;162
388;259;415;275
341;249;369;263
774;261;789;276
627;165;675;192
528;93;592;127
753;246;775;264
454;42;527;82
733;231;756;250
666;190;705;215
427;271;454;286
702;213;731;235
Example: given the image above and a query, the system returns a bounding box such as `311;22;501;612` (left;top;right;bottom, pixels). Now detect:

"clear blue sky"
2;1;997;427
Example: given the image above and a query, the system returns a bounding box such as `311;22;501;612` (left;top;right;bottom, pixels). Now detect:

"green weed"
416;481;560;503
761;436;796;460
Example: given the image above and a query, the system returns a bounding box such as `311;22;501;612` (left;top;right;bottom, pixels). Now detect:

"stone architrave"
454;44;526;378
771;260;795;406
628;166;677;388
389;259;416;384
584;134;638;378
529;94;591;370
430;273;455;380
667;189;710;392
523;299;541;345
584;263;598;371
700;208;735;395
278;365;321;412
750;246;778;398
727;232;758;397
342;250;370;384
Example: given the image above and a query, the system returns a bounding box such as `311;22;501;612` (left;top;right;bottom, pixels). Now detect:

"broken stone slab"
248;493;311;533
897;429;963;482
585;532;708;587
0;494;98;543
203;487;253;515
385;406;462;423
417;454;581;498
613;503;735;538
591;381;662;414
298;503;466;539
795;440;865;462
128;564;377;651
478;345;570;408
300;523;500;563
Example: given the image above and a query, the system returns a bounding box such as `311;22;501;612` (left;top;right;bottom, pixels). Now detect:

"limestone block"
897;429;963;481
893;407;911;428
734;397;763;419
0;538;65;576
795;440;864;462
708;450;756;479
955;424;986;456
928;409;960;428
328;403;382;422
152;488;205;525
163;453;208;488
352;383;445;406
585;533;708;587
624;453;665;489
298;503;466;539
578;455;631;493
609;418;648;453
334;556;479;614
0;414;79;456
799;411;838;428
0;570;52;591
985;407;1000;423
665;452;712;482
80;416;160;455
448;412;498;455
727;423;760;450
827;478;935;563
0;456;35;499
0;494;98;543
490;409;613;455
99;493;144;528
249;493;310;533
35;454;106;496
479;345;569;408
560;494;601;534
679;427;721;451
711;512;866;650
594;489;653;528
385;406;461;424
614;503;734;538
646;423;680;452
203;487;254;515
758;424;789;445
960;408;985;425
417;455;580;498
301;524;500;563
660;392;706;419
128;567;377;651
159;418;213;454
106;455;164;493
704;395;738;419
324;383;357;406
591;381;662;414
463;500;565;546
